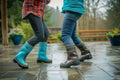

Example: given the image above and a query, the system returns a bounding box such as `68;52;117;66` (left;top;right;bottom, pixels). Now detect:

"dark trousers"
27;13;49;46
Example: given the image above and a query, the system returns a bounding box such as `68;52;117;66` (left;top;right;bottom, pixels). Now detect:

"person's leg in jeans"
13;14;51;69
71;17;92;62
60;12;81;68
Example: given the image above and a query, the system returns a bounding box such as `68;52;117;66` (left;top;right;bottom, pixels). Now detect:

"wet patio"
0;42;120;80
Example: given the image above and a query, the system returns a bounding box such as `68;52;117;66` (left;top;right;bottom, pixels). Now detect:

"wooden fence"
47;30;112;43
78;30;111;41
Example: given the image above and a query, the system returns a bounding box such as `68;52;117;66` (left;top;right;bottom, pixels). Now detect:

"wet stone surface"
0;42;120;80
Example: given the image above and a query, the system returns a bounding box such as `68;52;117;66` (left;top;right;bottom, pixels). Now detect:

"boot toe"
60;59;80;68
13;58;28;69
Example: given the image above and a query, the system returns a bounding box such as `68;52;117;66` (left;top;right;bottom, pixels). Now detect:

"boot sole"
13;58;28;69
37;59;52;63
70;65;80;68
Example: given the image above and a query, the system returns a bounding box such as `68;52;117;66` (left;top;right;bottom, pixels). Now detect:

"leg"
71;16;92;62
37;21;52;63
27;14;52;63
60;12;81;68
27;14;47;45
13;14;48;69
71;22;83;44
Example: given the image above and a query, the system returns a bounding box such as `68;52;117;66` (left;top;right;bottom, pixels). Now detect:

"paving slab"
0;42;120;80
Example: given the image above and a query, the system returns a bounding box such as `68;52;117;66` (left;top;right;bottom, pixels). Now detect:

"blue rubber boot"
37;42;52;63
13;42;33;69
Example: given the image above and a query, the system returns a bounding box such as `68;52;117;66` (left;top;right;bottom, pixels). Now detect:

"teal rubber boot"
37;42;52;63
13;42;33;69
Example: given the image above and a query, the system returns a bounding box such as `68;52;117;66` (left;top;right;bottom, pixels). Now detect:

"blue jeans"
62;11;82;45
27;14;49;46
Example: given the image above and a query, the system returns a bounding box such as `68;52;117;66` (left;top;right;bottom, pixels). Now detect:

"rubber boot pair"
76;42;92;62
60;44;80;68
13;42;52;69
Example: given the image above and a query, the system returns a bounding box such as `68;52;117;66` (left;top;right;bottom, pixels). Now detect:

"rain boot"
13;42;33;69
60;44;80;68
37;42;52;63
76;42;92;62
